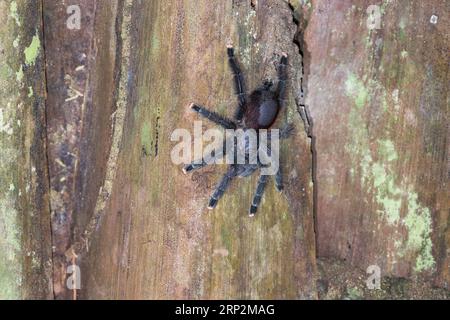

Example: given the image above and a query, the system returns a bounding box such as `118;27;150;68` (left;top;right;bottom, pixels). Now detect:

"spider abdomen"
258;100;278;127
245;90;279;129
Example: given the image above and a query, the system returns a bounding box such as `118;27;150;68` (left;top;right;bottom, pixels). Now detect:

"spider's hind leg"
268;123;294;192
275;168;283;192
267;123;295;192
183;161;206;174
249;174;269;216
280;122;295;139
208;165;236;209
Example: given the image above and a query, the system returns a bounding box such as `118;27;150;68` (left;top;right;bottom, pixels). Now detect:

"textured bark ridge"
43;0;120;300
0;0;52;299
0;0;448;300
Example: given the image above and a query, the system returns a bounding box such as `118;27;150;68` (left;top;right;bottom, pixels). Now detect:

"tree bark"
0;0;52;299
78;0;317;299
303;0;449;289
0;0;448;300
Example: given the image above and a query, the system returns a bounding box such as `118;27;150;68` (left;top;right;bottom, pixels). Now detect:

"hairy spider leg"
183;138;228;174
227;46;246;121
277;53;288;107
265;123;295;192
275;167;283;192
262;79;274;90
190;103;236;129
249;174;269;216
208;165;236;209
183;161;206;174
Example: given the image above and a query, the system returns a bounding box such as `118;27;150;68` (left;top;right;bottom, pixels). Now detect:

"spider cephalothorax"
183;45;292;216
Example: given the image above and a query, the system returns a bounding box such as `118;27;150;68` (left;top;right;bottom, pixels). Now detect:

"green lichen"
371;162;402;224
140;122;152;155
12;37;19;48
360;153;373;185
24;32;40;66
345;73;368;109
9;1;20;26
344;73;435;272
15;66;23;82
378;139;398;162
27;86;33;98
404;193;435;272
346;286;363;300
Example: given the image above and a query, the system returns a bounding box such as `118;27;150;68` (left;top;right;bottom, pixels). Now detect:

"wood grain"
1;0;447;300
81;0;317;299
304;0;449;287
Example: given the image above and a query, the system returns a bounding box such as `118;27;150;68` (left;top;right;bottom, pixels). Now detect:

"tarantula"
183;45;292;216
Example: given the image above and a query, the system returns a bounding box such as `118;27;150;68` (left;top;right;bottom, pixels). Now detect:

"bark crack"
39;0;55;300
68;0;132;260
288;2;318;256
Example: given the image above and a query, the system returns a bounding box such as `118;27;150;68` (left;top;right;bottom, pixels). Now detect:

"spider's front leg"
227;45;247;121
276;53;288;107
189;103;236;129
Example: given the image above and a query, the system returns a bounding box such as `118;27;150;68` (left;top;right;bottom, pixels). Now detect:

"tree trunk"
0;0;448;300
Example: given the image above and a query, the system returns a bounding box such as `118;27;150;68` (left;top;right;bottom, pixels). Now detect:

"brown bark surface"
1;0;448;300
303;0;449;287
81;0;317;299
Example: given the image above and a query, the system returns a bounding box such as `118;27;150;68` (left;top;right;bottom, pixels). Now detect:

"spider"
183;45;293;216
